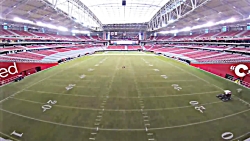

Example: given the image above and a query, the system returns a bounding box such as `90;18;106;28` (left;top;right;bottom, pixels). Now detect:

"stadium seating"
0;44;105;62
11;30;35;36
0;29;15;36
240;31;250;37
107;46;125;50
154;31;250;41
127;46;142;50
216;31;242;37
147;45;250;63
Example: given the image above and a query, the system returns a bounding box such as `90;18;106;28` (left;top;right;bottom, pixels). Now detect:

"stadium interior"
0;0;250;141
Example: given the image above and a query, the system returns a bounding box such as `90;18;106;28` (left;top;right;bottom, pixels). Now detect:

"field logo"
0;62;18;78
230;64;250;78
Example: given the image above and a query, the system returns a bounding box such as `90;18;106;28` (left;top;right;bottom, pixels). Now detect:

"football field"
0;52;250;141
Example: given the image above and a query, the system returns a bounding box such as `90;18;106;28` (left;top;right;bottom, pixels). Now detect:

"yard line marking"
47;79;94;82
87;56;120;139
155;57;211;84
9;97;223;111
46;84;101;89
156;57;250;107
230;132;250;141
0;108;249;131
140;85;194;90
138;80;199;82
24;86;221;99
0;131;20;141
89;138;95;140
0;57;96;104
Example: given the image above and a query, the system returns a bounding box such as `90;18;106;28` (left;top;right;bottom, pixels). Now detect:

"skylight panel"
80;0;170;24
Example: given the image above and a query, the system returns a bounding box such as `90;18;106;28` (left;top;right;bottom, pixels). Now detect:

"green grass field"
0;52;249;141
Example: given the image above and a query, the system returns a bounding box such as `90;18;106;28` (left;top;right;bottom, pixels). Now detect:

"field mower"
216;90;232;102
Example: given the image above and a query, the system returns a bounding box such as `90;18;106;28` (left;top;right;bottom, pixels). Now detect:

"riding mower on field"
216;90;232;102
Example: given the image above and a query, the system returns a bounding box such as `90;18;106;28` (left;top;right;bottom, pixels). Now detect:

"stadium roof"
80;0;171;24
148;0;250;32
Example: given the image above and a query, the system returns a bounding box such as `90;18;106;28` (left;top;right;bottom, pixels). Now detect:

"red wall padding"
0;62;58;81
190;63;250;83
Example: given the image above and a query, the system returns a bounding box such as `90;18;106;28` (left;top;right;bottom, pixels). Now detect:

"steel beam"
44;0;103;30
2;0;30;16
147;0;211;31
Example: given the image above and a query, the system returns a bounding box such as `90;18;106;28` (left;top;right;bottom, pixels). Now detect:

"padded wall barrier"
0;62;58;85
191;63;250;86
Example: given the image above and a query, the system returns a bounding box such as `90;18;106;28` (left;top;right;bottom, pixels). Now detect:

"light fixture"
168;20;174;23
58;26;68;32
181;27;191;31
226;17;236;23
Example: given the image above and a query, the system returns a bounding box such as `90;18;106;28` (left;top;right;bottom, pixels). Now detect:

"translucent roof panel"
80;0;170;24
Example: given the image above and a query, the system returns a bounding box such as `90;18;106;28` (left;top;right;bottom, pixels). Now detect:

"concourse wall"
0;62;58;82
190;63;250;85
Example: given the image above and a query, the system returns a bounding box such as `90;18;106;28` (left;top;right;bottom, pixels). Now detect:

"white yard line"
137;80;199;83
140;85;194;89
87;55;120;140
155;57;250;107
45;84;101;89
0;131;20;141
23;89;221;98
0;107;249;131
0;57;95;104
231;132;250;141
47;79;95;82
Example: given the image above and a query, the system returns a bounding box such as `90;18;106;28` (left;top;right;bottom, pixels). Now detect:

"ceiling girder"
2;0;30;16
147;0;211;31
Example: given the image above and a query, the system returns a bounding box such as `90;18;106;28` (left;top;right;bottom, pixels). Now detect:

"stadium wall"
0;62;58;81
190;63;250;84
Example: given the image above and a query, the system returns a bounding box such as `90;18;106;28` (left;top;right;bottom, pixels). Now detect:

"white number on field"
65;84;76;90
195;106;206;113
10;130;23;137
161;75;168;79
42;100;57;112
172;84;182;91
221;132;234;140
189;101;206;113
